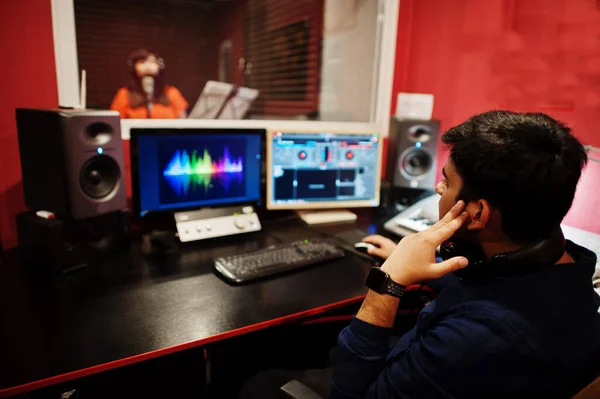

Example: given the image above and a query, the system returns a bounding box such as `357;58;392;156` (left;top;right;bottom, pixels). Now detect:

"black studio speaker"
16;210;131;274
16;109;127;219
387;118;440;189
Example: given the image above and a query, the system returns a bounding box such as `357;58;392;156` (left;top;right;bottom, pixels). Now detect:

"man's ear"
465;199;491;231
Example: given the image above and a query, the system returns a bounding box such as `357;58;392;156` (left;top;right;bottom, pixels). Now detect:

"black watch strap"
365;267;406;298
385;279;406;298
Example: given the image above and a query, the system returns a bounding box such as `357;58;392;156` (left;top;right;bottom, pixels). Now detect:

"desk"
0;213;389;397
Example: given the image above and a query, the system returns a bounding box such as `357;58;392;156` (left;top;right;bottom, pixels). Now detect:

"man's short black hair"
442;110;588;243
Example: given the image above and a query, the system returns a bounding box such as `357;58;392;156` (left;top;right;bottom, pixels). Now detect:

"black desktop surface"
0;214;389;396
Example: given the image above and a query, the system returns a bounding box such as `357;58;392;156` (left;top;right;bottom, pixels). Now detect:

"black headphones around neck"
440;228;567;279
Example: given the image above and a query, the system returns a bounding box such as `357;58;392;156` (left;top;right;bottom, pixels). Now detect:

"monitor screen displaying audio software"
132;129;263;216
267;131;381;209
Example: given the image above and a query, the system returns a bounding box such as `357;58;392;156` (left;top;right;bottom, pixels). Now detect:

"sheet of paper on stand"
188;80;234;119
395;92;434;120
218;86;259;120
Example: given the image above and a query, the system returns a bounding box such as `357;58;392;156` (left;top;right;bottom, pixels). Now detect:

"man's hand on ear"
382;200;470;286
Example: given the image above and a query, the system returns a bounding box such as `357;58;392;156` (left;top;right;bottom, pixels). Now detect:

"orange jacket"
110;86;189;119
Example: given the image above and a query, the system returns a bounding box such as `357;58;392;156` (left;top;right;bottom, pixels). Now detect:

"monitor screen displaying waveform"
133;129;262;216
158;141;247;206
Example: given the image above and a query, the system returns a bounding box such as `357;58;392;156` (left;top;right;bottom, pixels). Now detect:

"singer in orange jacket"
110;49;189;119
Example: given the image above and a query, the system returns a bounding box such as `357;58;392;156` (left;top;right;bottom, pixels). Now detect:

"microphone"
141;76;154;114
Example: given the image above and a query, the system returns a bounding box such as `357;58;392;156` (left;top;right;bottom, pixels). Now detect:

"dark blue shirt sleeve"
329;312;523;398
329;318;393;398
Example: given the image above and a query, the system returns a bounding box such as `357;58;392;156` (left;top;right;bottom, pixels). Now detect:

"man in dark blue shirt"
331;111;600;398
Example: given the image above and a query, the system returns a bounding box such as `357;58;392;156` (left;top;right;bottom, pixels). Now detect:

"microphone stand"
147;94;153;118
141;76;154;119
215;86;238;119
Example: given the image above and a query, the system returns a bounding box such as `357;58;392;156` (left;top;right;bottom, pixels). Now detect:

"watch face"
365;267;388;292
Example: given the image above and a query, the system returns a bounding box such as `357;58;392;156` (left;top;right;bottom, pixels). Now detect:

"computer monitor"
266;130;382;219
130;128;264;217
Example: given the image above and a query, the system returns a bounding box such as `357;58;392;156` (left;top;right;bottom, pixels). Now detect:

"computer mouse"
354;242;377;254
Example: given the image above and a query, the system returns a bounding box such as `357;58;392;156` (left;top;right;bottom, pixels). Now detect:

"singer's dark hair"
127;49;171;108
442;110;588;243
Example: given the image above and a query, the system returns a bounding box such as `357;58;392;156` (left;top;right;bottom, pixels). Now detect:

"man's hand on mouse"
361;235;397;259
381;200;469;286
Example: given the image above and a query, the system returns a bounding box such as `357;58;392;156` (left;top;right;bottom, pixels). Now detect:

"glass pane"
73;0;383;122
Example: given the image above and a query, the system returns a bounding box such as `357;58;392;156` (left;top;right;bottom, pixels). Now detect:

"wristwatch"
365;267;406;298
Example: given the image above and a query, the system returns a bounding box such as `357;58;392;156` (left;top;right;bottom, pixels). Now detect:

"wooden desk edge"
0;294;366;397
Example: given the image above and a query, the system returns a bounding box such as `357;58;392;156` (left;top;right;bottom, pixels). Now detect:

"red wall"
391;0;600;234
0;1;59;249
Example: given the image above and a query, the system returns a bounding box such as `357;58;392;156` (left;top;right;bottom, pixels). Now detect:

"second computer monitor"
266;131;382;210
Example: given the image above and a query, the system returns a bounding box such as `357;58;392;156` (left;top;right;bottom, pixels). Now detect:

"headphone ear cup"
126;56;164;70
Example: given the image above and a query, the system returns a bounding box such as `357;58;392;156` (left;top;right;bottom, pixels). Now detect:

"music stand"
217;86;259;120
188;81;234;119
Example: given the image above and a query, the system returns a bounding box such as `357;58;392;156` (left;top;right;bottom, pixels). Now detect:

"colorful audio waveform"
162;147;244;196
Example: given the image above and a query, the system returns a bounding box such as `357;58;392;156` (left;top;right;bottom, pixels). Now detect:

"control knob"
235;218;246;230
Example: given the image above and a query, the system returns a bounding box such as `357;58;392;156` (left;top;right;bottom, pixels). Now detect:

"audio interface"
174;205;261;242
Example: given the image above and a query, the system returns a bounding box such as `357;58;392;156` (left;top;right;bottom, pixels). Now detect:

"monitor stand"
296;210;357;225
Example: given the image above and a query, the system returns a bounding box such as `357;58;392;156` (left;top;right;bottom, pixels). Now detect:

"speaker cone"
399;148;433;178
80;155;120;199
82;122;114;146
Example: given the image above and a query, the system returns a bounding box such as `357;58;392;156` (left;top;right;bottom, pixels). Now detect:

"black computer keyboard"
214;239;345;283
